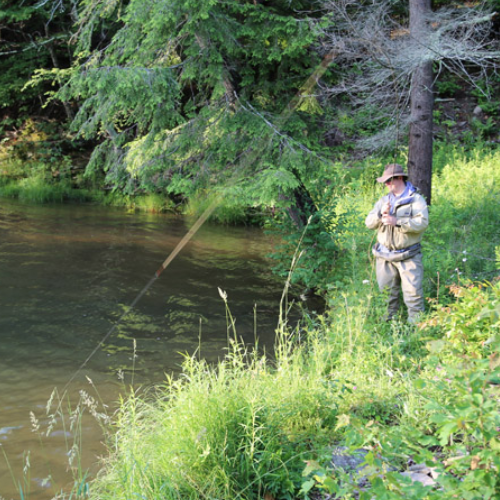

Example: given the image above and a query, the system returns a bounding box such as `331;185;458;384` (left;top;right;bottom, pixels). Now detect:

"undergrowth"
80;279;500;500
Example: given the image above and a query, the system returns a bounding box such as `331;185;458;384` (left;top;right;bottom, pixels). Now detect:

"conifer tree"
59;0;326;214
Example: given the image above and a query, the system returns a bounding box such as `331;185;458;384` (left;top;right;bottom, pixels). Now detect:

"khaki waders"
375;252;425;321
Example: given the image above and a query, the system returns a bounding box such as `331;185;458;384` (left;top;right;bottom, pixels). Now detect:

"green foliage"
265;143;500;296
265;160;350;292
267;209;338;292
302;281;500;500
58;0;323;202
471;77;500;117
424;145;500;293
84;275;437;500
1;0;499;221
0;118;74;167
0;0;74;127
0;50;51;111
81;279;428;500
422;281;500;357
121;193;177;213
184;190;265;225
471;116;498;139
87;338;339;500
435;77;462;98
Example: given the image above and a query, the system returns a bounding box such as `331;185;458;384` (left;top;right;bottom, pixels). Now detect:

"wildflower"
362;280;370;285
463;250;467;254
463;258;467;262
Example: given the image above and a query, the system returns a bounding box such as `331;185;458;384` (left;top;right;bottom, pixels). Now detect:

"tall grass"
425;146;500;287
89;340;335;499
0;175;178;212
84;286;432;500
86;287;500;499
1;385;109;500
0;176;94;204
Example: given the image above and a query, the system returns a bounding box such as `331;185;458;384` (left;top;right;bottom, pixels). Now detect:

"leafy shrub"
303;281;500;500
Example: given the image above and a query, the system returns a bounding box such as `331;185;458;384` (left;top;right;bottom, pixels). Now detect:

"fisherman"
365;163;429;323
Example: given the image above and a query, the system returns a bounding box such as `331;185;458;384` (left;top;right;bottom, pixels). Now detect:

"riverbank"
8;143;499;499
0;171;265;225
80;280;500;500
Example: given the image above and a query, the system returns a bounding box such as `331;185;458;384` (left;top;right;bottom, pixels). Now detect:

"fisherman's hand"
382;214;397;226
381;202;391;215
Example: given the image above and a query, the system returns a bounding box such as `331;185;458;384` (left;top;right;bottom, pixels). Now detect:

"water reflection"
0;199;283;499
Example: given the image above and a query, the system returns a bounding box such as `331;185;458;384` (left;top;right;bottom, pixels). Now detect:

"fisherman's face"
384;176;405;195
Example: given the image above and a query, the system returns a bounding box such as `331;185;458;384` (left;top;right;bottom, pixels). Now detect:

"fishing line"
62;197;220;391
61;48;340;394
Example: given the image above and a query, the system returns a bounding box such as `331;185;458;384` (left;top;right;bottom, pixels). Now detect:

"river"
0;199;286;499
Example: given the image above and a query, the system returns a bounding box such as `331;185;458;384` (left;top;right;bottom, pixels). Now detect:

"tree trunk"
408;0;434;204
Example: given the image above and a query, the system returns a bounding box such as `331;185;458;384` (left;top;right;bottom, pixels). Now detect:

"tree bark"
408;0;434;204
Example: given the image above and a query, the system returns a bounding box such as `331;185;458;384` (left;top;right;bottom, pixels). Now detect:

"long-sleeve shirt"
365;183;429;252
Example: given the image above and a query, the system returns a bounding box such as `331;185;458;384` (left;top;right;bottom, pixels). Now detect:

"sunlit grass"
82;286;429;500
0;176;177;212
0;176;91;203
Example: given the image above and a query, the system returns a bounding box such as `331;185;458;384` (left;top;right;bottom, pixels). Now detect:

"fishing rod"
62;196;220;392
61;47;340;394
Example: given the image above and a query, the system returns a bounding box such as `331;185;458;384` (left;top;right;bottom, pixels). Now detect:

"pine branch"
0;34;68;56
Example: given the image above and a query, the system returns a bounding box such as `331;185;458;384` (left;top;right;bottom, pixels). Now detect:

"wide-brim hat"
376;163;408;183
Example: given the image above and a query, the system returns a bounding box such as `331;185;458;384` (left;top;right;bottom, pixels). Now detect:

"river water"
0;199;285;499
